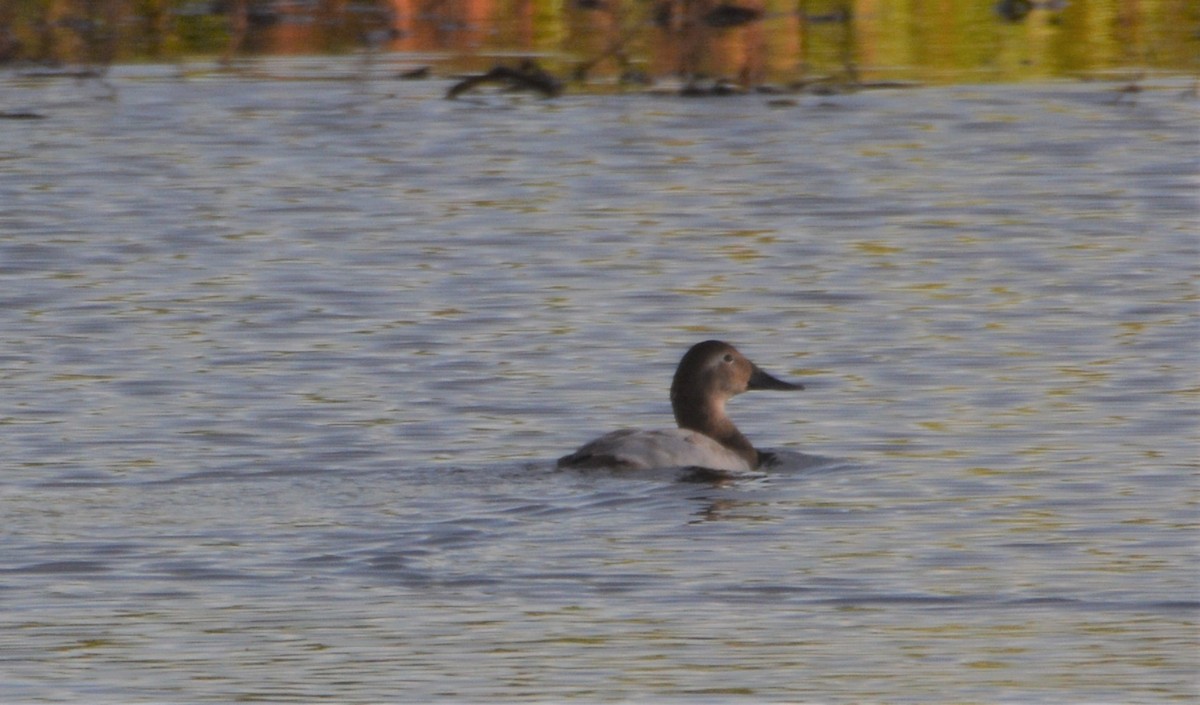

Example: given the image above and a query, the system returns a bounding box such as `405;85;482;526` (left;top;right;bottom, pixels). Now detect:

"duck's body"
557;340;802;472
556;427;755;472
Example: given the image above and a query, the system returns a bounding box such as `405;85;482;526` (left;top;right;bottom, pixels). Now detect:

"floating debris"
680;78;745;97
996;0;1033;21
703;3;764;28
446;60;563;99
16;67;106;79
805;7;853;24
619;69;653;86
995;0;1067;21
396;66;431;80
0;111;46;119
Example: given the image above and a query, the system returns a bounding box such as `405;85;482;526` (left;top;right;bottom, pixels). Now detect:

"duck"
557;340;803;472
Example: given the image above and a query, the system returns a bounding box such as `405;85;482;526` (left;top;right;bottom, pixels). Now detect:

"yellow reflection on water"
4;0;1196;84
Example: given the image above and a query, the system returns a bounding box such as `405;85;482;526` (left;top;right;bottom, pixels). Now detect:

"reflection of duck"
558;341;803;472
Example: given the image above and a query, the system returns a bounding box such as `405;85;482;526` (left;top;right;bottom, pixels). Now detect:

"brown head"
668;340;803;467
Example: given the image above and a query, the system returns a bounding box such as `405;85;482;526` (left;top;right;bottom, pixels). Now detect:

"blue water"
1;59;1197;702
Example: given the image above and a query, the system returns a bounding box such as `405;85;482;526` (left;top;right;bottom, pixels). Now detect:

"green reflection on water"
1;0;1196;84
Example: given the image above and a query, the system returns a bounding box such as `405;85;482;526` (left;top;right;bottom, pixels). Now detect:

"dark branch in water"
397;66;431;80
446;61;563;100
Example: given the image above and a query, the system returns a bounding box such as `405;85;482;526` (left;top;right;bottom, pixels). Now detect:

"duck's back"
556;428;753;472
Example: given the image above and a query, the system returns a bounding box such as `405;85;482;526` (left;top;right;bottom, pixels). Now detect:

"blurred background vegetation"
0;0;1196;84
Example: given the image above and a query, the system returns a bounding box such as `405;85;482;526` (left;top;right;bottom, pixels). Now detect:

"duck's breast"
557;428;752;472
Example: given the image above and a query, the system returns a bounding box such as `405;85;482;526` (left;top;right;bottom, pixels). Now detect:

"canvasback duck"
557;340;803;472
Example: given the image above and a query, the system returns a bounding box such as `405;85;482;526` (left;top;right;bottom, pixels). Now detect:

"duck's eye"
722;354;734;363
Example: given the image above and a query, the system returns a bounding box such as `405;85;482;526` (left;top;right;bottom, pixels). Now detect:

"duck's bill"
748;366;804;391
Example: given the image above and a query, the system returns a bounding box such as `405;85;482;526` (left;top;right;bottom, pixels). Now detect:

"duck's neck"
672;394;760;468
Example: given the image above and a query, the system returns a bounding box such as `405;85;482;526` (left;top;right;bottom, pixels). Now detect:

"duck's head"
670;340;802;406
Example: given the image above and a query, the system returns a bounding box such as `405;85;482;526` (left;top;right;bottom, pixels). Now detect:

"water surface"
1;62;1197;702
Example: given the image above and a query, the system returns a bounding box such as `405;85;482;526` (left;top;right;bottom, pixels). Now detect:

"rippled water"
2;59;1197;702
